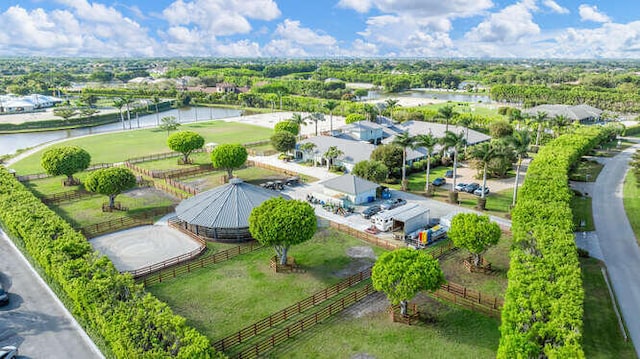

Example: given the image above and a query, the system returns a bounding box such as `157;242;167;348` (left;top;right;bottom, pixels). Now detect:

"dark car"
473;187;490;196
444;169;454;178
380;198;407;210
0;284;8;306
432;177;446;186
463;183;480;193
361;205;382;219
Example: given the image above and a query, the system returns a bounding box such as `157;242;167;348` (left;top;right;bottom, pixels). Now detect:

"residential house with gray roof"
523;104;603;124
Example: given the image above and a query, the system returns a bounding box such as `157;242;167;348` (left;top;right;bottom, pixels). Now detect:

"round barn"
174;178;289;242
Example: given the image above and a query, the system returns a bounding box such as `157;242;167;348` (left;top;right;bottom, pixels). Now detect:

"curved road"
0;229;103;358
592;141;640;356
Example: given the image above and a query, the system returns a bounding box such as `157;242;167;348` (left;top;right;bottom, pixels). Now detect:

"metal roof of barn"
175;178;290;229
319;174;380;195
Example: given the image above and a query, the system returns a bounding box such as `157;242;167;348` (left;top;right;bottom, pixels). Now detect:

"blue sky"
0;0;639;58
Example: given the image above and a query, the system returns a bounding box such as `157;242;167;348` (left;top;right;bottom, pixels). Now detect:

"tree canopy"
372;248;445;316
41;146;91;184
370;144;403;179
352;160;389;183
167;130;205;164
448;213;501;267
271;131;297;153
248;197;317;265
274;120;300;136
210;143;248;179
84;167;136;209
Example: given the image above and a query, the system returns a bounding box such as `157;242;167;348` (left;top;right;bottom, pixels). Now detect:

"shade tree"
41;146;91;186
271;131;297;154
210;143;248;179
352;160;389;183
372;248;446;316
248;197;317;265
448;213;501;268
167;130;205;164
85;167;137;210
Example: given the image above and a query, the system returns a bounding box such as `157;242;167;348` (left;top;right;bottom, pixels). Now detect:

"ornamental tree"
249;197;317;265
159;116;180;135
210;143;248;179
271;131;297;154
41;146;91;185
167;130;205;164
352;160;389;183
274;120;300;136
85;167;136;209
372;248;445;316
448;213;501;268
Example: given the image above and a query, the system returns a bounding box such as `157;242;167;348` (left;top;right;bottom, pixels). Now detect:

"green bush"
0;167;220;358
498;126;607;358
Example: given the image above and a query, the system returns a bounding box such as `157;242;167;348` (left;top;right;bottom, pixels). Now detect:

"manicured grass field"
438;234;511;298
429;187;514;218
184;166;293;192
623;171;640;246
10;121;274;174
269;294;500;359
22;172;92;196
51;187;176;228
571;195;595;232
134;151;212;171
384;166;452;192
147;228;387;340
581;258;637;359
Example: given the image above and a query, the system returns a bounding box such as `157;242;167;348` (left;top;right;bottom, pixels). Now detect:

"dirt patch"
346;246;377;260
125;187;178;201
333;246;377;278
342;291;389;319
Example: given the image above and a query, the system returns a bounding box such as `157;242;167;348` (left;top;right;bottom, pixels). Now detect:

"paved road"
592;142;640;356
0;229;104;359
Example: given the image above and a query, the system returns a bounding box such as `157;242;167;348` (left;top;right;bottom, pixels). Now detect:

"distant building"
523;104;603;124
0;94;62;113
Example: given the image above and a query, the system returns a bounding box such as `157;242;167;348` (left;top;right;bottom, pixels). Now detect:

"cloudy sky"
1;0;639;58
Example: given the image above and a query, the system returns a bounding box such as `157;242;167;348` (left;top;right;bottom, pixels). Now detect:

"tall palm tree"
151;95;161;126
119;96;134;130
392;131;416;191
385;98;400;123
323;146;344;170
414;133;438;193
470;142;497;203
550;114;571;137
456;115;473;150
363;103;379;123
508;129;531;207
531;111;547;146
323;100;339;134
113;99;125;130
306;112;325;136
441;131;466;193
300;142;317;165
436;105;457;132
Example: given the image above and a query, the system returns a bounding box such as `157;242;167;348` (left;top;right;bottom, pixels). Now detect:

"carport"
392;205;430;235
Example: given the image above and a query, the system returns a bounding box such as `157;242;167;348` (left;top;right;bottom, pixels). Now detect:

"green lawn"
22;172;92;197
623;171;640;246
571;195;595;232
385;166;452;192
134;151;212;171
569;158;604;182
269;294;500;359
581;258;637;359
428;187;514;218
51;187;176;228
439;234;511;298
10;121;274;174
147;228;387;340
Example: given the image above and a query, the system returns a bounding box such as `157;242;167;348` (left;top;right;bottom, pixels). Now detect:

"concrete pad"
89;224;201;272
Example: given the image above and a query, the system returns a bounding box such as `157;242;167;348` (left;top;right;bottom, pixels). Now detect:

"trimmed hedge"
498;126;614;358
0;167;222;359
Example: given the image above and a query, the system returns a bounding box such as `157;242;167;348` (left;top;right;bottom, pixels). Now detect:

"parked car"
0;284;8;306
473;187;490;196
432;177;446;186
444;169;454;178
463;183;480;193
361;205;382;219
454;182;468;192
380;198;407;210
0;346;17;359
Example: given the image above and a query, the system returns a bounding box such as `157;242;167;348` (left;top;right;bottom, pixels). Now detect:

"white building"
318;174;380;205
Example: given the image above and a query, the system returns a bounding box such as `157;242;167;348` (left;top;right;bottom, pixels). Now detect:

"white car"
454;183;467;192
0;346;18;359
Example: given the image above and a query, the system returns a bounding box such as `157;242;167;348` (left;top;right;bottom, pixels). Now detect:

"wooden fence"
328;221;401;251
126;150;195;164
78;206;176;238
41;189;95;204
246;160;302;179
234;283;376;359
137;241;264;286
432;282;504;318
163;164;213;180
126;243;207;278
164;178;198;196
16;162;114;182
213;267;372;352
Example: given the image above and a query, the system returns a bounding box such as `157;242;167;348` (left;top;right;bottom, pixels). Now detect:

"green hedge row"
498;126;614;358
623;124;640;137
0;167;221;358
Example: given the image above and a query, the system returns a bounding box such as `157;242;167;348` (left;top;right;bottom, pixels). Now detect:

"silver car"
0;346;18;359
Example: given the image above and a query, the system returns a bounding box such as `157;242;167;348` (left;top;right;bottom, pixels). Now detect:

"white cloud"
214;40;262;57
337;0;373;13
465;1;540;43
579;4;610;23
55;0;122;23
274;19;336;46
263;39;309;57
339;0;493;18
543;0;569;14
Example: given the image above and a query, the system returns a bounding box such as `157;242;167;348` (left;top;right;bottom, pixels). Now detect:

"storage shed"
174;178;289;242
392;205;431;234
319;174;380;205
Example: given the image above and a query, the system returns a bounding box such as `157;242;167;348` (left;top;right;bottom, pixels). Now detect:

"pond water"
0;106;241;156
366;88;492;104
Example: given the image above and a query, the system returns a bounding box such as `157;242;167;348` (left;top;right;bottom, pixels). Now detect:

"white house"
318;174;380;205
339;121;385;144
